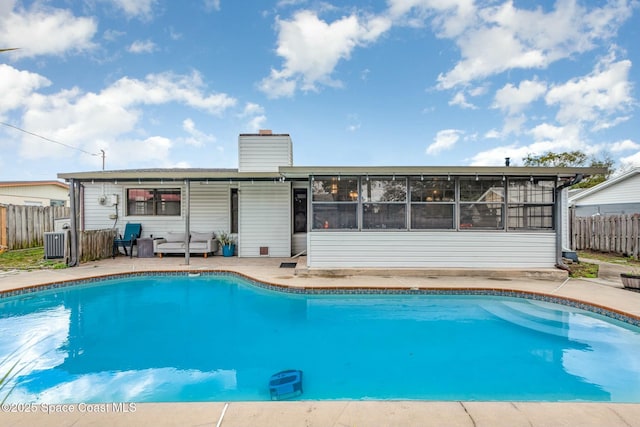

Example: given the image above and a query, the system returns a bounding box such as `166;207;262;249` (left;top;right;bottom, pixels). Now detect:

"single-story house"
58;130;604;270
0;180;69;207
568;167;640;217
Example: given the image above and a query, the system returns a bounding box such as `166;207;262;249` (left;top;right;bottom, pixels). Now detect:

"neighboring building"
568;168;640;217
58;130;603;269
0;180;69;207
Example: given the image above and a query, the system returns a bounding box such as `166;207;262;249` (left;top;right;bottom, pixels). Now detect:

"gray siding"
308;232;556;268
238;135;292;172
82;182;231;245
238;182;291;257
575;174;640;206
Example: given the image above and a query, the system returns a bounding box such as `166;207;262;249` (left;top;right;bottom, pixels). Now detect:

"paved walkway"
2;255;640;426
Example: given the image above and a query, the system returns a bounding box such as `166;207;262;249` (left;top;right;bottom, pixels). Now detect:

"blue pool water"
1;273;640;403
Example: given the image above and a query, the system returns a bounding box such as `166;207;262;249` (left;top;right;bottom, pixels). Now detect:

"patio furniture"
153;231;218;258
112;223;142;258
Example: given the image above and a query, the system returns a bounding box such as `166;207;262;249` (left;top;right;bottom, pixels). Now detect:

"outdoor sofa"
153;231;218;258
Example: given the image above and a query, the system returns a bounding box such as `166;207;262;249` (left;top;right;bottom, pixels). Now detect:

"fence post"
0;205;6;249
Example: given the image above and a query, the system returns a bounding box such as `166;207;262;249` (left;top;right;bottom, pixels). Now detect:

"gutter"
555;174;583;271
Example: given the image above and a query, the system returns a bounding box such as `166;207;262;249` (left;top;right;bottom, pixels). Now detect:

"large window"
362;178;407;229
507;179;555;230
312;177;358;229
459;178;504;229
309;175;555;232
410;177;455;229
127;188;181;216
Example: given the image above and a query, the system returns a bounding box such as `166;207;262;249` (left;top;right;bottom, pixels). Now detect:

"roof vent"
259;129;273;135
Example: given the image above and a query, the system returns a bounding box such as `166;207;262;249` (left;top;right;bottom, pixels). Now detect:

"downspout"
68;178;79;267
555;174;583;271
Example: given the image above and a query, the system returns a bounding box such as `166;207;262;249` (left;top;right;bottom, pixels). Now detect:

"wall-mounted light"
475;174;479;181
420;174;424;181
447;174;450;181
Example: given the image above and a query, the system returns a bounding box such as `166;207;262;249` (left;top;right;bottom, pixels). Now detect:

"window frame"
506;178;556;231
307;175;556;233
361;177;408;230
125;187;182;217
311;176;359;230
409;177;456;230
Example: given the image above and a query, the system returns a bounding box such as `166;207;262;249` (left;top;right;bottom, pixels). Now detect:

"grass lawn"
0;247;67;271
567;250;640;279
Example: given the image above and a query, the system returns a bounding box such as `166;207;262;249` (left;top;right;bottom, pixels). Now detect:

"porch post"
68;178;79;267
184;179;190;265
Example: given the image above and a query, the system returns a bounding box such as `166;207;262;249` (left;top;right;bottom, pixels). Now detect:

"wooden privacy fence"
571;214;640;260
0;204;70;250
79;229;117;262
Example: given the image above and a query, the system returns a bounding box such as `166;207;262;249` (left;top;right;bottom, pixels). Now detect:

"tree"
522;151;614;188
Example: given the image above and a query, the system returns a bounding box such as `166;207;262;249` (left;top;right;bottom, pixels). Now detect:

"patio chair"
112;223;142;258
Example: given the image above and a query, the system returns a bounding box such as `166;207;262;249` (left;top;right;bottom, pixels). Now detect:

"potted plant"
217;231;236;257
621;269;640;290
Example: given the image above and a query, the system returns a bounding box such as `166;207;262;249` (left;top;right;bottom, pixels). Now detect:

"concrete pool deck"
1;255;640;427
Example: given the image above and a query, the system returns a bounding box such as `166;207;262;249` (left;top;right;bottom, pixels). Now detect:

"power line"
0;121;101;157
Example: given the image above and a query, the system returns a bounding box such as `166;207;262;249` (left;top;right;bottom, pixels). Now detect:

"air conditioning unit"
44;232;66;259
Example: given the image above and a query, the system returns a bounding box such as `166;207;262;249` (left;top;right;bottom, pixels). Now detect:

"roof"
58;166;607;182
0;180;69;189
568;167;640;203
279;166;606;179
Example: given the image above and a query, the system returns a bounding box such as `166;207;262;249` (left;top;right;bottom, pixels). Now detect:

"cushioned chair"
113;223;142;258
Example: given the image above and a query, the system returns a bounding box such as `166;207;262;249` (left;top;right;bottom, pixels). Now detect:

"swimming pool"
1;272;640;403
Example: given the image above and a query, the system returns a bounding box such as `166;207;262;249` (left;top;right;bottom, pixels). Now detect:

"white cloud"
13;71;236;164
435;0;634;88
346;114;361;132
181;118;216;147
246;115;267;133
128;39;156;54
104;0;158;20
448;91;475;109
103;29;125;42
610;139;640;153
204;0;221;12
546;51;633;127
426;129;463;155
239;102;267;132
467;143;525;166
0;1;97;59
241;102;265;117
493;79;547;115
620;151;640;169
0;65;51;114
469;122;591;166
259;10;392;98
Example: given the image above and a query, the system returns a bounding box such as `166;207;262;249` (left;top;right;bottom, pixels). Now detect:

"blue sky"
1;0;639;181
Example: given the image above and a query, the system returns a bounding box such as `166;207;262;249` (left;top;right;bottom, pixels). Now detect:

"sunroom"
280;166;601;270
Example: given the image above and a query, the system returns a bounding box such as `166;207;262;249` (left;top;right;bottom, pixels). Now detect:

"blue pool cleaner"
269;369;303;400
